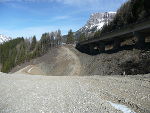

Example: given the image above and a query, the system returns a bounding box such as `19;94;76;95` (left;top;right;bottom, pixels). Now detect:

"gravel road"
0;73;149;113
0;73;121;113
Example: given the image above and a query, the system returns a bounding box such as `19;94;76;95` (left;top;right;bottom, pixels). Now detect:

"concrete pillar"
97;42;105;52
134;32;145;48
113;39;121;50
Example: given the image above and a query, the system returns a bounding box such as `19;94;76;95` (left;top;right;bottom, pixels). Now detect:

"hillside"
0;30;62;73
10;45;150;76
12;46;81;76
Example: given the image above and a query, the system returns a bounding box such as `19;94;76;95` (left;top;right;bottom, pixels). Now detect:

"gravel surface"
0;73;149;113
0;73;122;113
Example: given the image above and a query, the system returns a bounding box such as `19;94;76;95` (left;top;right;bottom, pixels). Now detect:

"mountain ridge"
0;34;12;44
75;12;116;38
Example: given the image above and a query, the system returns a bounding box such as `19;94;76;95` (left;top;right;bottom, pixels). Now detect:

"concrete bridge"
76;18;150;54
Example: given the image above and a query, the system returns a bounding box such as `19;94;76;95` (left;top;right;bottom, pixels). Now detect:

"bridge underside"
76;19;150;55
76;30;150;55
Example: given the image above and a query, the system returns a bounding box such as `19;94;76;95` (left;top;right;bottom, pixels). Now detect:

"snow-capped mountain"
76;12;116;37
0;34;12;44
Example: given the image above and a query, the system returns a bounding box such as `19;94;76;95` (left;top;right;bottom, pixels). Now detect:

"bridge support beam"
113;39;121;50
97;42;105;53
134;32;145;48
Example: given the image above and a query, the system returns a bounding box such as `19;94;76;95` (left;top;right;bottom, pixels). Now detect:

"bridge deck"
79;19;150;45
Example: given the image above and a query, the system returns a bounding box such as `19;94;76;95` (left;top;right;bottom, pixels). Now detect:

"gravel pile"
69;45;150;75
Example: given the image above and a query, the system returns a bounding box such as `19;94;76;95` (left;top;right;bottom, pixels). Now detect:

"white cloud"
0;0;127;8
0;0;127;13
0;0;101;7
60;0;100;6
53;16;70;20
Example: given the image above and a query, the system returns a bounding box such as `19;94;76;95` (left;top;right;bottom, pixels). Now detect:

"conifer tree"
66;29;74;44
30;36;37;51
78;33;86;42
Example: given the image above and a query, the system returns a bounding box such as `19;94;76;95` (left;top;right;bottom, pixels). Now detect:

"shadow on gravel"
96;42;150;55
104;43;150;75
120;59;150;75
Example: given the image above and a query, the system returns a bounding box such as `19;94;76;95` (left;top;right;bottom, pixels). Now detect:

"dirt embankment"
11;45;150;76
11;46;81;76
69;45;150;76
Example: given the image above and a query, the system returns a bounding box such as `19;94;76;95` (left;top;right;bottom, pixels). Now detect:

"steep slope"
0;34;11;44
12;46;81;76
11;45;150;76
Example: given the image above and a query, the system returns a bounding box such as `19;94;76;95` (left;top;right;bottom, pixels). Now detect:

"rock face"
75;12;116;37
0;34;11;44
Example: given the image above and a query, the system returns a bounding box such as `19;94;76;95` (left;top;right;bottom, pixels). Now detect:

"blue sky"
0;0;127;39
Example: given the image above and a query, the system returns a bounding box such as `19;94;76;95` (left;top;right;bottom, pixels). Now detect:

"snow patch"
0;34;11;44
108;101;136;113
97;22;105;30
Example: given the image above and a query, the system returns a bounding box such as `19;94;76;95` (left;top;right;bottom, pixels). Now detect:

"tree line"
0;30;62;73
66;29;87;43
0;28;81;72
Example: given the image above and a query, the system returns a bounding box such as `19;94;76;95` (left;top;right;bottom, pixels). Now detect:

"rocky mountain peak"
75;12;116;38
